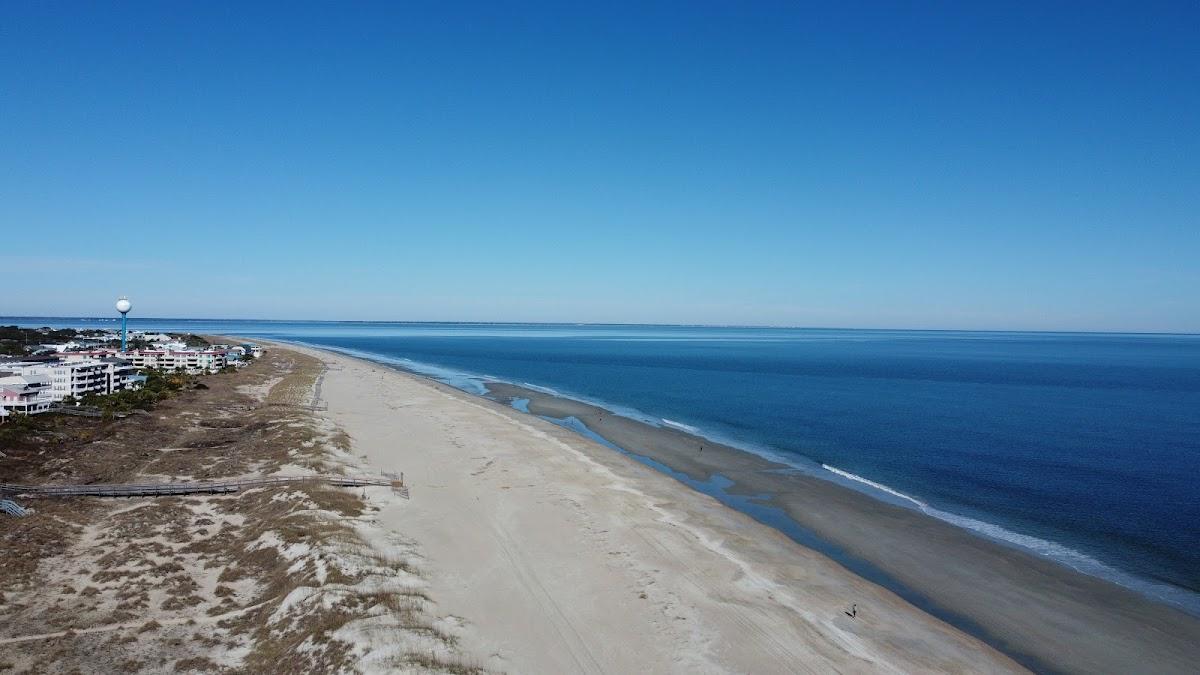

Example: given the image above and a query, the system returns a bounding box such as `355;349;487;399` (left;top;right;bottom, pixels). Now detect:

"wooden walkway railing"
0;475;407;500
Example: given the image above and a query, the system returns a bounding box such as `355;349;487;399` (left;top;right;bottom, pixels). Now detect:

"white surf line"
822;464;925;509
820;462;1200;614
661;419;700;433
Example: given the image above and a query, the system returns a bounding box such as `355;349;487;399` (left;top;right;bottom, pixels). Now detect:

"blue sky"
2;2;1197;331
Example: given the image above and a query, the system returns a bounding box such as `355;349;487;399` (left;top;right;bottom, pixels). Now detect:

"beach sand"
485;382;1200;674
292;343;1026;673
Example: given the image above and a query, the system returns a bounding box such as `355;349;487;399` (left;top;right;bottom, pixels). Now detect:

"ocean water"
7;318;1200;612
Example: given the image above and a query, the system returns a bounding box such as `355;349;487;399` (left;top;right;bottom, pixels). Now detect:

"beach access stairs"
1;499;31;517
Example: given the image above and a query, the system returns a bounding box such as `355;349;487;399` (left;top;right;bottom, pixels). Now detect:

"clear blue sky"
2;2;1197;331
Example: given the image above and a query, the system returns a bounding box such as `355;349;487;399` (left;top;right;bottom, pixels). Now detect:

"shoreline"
278;341;1029;673
281;339;1198;614
497;378;1197;609
482;381;1200;673
271;339;1200;673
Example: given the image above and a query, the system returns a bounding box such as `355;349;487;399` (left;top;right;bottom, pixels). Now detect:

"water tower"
115;296;132;351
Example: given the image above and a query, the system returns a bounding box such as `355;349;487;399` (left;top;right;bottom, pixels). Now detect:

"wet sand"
485;381;1200;674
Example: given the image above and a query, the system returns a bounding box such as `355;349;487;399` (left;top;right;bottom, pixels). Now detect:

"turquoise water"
8;318;1199;613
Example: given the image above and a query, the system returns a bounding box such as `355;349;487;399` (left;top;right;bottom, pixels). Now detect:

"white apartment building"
0;357;144;417
123;349;228;374
61;349;229;375
0;372;53;418
48;360;108;399
58;355;145;393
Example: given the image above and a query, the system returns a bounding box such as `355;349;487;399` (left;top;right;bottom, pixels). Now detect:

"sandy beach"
287;342;1029;673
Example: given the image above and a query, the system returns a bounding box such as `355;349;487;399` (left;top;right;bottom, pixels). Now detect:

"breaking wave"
821;464;1200;614
661;419;699;433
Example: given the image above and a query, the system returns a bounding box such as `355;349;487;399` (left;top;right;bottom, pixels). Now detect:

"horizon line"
2;315;1198;337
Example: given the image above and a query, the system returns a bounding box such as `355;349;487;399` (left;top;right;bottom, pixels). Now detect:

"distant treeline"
0;325;209;356
0;325;89;356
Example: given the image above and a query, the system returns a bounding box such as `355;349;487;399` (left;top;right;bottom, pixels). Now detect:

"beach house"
0;370;53;419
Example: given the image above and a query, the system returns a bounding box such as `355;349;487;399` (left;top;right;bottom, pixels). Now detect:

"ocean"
7;318;1199;613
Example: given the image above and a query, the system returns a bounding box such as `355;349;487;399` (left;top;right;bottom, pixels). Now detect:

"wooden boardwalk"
0;475;407;499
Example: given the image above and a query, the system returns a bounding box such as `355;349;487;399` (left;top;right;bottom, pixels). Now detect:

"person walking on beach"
845;603;857;618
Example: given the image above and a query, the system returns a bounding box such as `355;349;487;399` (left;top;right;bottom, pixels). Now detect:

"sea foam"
661;419;700;433
820;464;1200;614
521;382;561;395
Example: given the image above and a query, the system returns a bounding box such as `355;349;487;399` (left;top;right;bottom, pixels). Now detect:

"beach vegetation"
79;368;197;415
179;333;210;349
0;411;39;439
0;341;26;356
0;325;104;355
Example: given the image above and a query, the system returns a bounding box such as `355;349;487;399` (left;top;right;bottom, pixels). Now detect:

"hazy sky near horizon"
2;2;1198;331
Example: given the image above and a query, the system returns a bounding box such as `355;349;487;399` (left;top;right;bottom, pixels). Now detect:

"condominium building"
59;349;230;375
122;349;228;374
58;354;145;393
0;356;144;418
0;339;244;419
47;359;108;399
